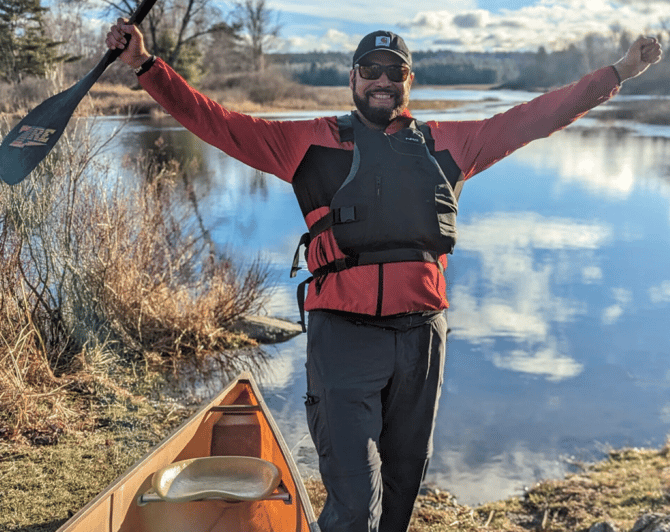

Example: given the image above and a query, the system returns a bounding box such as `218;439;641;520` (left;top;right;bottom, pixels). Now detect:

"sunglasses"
355;63;411;83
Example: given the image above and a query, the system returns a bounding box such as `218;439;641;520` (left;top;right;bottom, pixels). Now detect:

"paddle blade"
0;93;77;185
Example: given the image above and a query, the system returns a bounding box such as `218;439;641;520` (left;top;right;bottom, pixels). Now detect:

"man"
106;24;661;532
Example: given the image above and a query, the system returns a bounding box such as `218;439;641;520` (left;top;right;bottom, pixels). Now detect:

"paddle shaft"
0;0;157;186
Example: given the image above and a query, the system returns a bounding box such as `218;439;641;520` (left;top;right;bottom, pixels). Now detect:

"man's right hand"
106;18;152;70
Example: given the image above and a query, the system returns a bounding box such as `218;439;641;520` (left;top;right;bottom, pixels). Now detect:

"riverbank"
306;440;670;531
2;82;668;128
1;355;668;532
85;82;670;126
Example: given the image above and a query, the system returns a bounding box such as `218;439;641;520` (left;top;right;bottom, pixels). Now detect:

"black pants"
305;310;447;532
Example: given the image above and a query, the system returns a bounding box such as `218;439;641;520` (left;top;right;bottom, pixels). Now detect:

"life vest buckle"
334;258;349;272
337;206;356;223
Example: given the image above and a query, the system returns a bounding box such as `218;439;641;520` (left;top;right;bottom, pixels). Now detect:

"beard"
352;79;409;127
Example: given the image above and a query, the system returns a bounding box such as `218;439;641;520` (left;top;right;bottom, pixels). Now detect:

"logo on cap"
375;36;391;47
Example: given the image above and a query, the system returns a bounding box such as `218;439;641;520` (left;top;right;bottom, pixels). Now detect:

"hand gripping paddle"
0;0;158;185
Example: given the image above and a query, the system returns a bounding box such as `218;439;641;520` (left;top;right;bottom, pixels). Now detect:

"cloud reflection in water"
451;212;612;381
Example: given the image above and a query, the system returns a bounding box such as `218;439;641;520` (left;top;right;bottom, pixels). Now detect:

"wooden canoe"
56;372;319;532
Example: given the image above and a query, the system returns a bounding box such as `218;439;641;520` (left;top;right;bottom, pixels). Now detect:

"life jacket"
291;113;461;329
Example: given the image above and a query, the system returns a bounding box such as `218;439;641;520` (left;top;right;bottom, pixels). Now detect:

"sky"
255;0;669;54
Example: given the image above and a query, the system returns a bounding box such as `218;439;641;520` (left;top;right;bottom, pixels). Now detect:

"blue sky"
256;0;668;54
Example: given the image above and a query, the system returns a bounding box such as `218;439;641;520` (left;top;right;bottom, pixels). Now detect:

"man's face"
349;50;414;129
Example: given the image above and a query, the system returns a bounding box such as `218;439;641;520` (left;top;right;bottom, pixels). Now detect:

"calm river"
92;87;670;505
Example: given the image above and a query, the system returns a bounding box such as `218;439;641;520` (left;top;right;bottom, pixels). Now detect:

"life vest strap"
308;206;362;240
295;250;444;332
290;232;311;278
297;276;313;332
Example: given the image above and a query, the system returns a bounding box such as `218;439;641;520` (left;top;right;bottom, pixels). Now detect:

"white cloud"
649;281;670;304
457;212;612;252
601;287;633;325
283;28;354;53
582;266;603;284
398;0;668;52
491;342;584;382
269;0;670;54
428;440;569;506
661;403;670;424
271;0;475;27
512;130;670;202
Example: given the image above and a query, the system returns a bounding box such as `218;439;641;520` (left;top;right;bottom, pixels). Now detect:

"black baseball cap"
352;30;412;67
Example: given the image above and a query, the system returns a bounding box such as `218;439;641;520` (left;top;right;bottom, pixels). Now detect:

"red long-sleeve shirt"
139;59;620;316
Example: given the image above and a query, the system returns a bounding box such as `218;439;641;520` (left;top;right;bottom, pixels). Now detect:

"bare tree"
100;0;239;80
232;0;281;72
43;0;98;58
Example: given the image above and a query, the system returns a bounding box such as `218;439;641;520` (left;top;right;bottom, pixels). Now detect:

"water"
91;87;670;506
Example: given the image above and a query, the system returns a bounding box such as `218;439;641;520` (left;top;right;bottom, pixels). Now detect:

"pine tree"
0;0;69;83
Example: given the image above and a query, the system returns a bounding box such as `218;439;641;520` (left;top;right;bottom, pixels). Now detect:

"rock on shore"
231;315;303;344
591;515;670;532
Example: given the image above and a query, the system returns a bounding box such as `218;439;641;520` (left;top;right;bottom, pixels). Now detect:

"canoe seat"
138;456;283;506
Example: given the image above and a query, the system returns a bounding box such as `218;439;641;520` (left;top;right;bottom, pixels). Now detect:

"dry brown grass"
304;444;670;532
0;72;356;121
0;120;272;443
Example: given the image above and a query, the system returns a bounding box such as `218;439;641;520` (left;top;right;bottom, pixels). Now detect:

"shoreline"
91;83;670;127
3;83;668;127
2;314;669;532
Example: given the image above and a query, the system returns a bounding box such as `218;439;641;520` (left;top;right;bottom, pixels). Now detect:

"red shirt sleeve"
139;58;337;183
428;66;621;180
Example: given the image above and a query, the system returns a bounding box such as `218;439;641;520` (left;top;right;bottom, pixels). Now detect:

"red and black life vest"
291;113;462;328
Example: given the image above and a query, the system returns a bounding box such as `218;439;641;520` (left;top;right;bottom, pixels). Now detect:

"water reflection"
96;97;670;506
510;128;670;200
452;212;613;381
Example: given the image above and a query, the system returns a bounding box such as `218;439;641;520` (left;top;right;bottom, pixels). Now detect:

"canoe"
56;372;319;532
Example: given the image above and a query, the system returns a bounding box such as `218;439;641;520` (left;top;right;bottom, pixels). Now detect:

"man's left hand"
614;36;663;82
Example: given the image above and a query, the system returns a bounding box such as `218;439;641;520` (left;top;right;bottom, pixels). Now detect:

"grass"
304;445;670;532
0;367;198;531
0;70;358;120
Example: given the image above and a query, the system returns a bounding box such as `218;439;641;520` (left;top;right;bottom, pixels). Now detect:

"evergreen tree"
155;30;205;84
0;0;68;83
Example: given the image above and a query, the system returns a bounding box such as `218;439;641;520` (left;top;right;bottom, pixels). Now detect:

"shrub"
0;120;272;441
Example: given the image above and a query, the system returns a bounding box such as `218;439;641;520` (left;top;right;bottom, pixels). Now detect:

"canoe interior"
56;373;318;532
